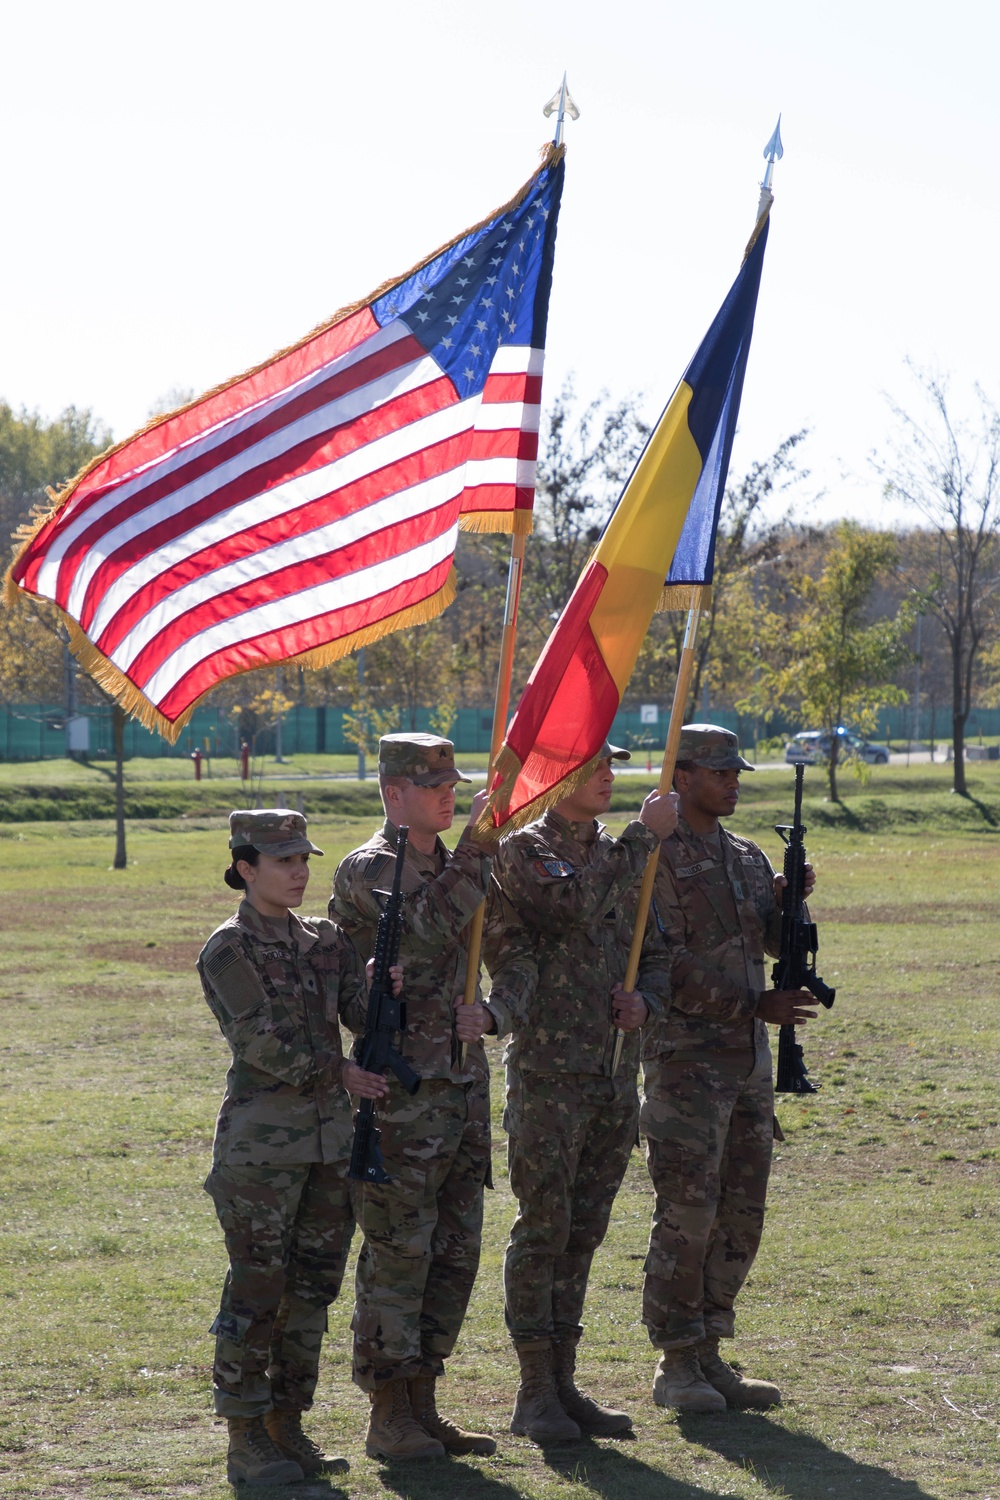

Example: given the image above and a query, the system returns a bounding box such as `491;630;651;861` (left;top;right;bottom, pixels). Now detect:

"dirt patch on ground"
85;940;203;971
825;902;995;926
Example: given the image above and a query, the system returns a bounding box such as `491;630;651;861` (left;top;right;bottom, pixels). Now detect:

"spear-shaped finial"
756;114;783;219
542;72;580;147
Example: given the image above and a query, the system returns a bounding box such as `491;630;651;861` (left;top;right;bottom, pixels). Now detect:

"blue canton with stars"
372;155;564;396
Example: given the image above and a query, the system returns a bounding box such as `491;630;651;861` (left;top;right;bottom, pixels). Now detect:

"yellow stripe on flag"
587;382;703;695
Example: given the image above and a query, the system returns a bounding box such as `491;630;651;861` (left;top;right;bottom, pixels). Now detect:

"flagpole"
611;585;704;1074
458;79;578;1058
610;115;783;1075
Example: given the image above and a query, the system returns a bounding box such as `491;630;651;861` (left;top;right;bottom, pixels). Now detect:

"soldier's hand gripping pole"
771;765;835;1093
349;826;420;1184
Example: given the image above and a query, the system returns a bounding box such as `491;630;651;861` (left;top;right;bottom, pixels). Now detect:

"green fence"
2;701;997;763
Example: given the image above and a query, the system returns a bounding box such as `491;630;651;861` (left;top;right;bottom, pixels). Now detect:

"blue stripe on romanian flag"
478;212;770;838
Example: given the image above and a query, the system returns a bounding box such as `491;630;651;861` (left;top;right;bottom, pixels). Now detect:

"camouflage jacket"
198;900;367;1168
483;810;671;1076
330;819;492;1084
646;816;782;1056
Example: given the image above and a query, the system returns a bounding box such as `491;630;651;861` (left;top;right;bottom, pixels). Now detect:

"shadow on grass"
676;1411;935;1498
541;1436;724;1497
964;794;998;828
372;1453;529;1500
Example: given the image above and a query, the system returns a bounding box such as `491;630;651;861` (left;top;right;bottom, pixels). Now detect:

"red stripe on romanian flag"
482;380;704;835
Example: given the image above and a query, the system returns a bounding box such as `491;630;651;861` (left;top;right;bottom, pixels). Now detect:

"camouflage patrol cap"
676;723;755;772
599;741;631;762
228;809;324;857
378;732;471;786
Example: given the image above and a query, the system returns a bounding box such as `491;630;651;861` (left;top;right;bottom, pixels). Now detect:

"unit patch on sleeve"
533;858;575;879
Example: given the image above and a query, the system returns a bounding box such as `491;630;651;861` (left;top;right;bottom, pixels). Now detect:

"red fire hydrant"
240;740;250;780
191;747;203;781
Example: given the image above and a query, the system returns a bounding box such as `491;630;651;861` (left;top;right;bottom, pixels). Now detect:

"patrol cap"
378;732;471;786
676;723;755;772
598;741;631;762
228;809;324;857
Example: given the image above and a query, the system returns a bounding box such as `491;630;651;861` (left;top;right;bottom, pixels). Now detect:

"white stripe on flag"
139;525;460;704
111;467;468;673
87;392;484;643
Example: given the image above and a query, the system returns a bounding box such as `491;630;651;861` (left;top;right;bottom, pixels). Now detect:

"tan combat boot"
264;1408;350;1475
652;1345;727;1413
226;1415;305;1486
408;1373;497;1455
365;1379;446;1461
697;1335;781;1409
510;1340;581;1442
552;1339;632;1436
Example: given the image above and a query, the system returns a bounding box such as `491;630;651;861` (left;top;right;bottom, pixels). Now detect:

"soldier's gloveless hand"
775;862;816;900
364;959;403;996
639;790;680;841
755;989;818;1026
610;983;648;1032
466;786;492;833
340;1060;391;1099
453;997;492;1042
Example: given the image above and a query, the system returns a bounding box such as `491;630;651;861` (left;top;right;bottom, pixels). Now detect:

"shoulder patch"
204;942;241;980
361;852;395;885
533;858;575;879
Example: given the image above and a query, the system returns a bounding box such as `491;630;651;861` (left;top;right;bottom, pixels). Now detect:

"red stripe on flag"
497;560;620;824
156;553;454;722
483;372;543;403
45;333;433;612
118;500;461;689
93;429;474;659
75;375;461;639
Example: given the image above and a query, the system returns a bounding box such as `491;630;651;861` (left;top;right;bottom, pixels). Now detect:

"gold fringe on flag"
470;742;609;846
459;509;534;537
16;569;457;746
4;142;565;580
657;583;711;612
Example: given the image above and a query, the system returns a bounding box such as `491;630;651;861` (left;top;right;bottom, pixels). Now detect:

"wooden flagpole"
609;116;783;1075
611;584;705;1074
457;76;579;1060
458;532;525;1061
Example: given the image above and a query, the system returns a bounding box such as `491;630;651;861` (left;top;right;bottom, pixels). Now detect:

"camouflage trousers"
503;1070;639;1346
640;1048;773;1349
351;1077;490;1391
205;1159;354;1418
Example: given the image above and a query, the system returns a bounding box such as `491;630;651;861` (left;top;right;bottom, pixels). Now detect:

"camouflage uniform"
642;727;782;1352
485;797;671;1349
330;736;492;1393
199;812;366;1420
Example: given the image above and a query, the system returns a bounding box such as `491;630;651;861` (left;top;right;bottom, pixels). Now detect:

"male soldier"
484;744;678;1441
330;732;497;1462
642;725;817;1413
198;809;391;1486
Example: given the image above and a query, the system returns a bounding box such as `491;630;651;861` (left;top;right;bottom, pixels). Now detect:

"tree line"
2;368;999;801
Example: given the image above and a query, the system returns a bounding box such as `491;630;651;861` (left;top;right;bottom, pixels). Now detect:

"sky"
3;0;999;528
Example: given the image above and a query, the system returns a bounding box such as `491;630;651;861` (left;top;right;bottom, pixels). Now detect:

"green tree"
754;523;914;802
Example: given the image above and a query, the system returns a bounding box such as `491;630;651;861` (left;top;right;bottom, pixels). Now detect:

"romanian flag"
6;147;564;742
479;205;771;837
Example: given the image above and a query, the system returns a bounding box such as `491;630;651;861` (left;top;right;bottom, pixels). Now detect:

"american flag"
8;147;565;740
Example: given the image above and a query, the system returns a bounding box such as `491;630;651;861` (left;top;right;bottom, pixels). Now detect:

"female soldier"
198;809;391;1487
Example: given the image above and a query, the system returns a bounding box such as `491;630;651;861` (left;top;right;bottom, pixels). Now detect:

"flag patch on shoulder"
205;943;240;979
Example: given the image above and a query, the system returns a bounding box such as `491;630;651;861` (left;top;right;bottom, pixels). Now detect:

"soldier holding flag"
484;746;677;1440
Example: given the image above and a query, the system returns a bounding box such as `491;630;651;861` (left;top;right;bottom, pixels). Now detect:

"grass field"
1;778;998;1499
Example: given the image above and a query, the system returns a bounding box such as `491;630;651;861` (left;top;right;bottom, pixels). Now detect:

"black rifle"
771;764;835;1093
348;825;420;1183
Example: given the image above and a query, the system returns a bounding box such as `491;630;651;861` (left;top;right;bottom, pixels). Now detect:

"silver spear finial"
542;72;580;147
